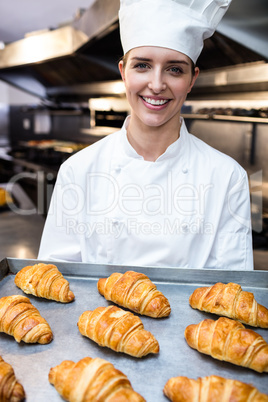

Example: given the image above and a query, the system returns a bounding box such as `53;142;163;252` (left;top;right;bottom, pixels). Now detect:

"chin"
136;112;167;127
143;117;170;128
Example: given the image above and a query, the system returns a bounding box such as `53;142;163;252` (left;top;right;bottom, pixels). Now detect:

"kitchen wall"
0;81;41;147
0;81;94;146
0;81;39;105
0;104;8;147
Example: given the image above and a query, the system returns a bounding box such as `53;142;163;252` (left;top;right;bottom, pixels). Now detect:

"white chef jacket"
38;117;253;270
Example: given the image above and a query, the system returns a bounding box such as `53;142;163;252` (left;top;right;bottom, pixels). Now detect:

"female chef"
38;0;253;270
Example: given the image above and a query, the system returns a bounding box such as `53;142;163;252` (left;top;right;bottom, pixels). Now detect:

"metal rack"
182;113;268;124
182;113;268;166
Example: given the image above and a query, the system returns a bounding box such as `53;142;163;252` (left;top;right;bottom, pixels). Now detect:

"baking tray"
0;258;267;402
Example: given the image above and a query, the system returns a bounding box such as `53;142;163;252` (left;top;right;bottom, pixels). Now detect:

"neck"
126;116;181;162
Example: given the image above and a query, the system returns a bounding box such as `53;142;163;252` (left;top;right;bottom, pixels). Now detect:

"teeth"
143;97;168;105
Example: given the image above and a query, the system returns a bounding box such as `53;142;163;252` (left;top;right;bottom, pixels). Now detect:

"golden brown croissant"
77;305;159;358
164;375;268;402
184;317;268;373
97;270;171;318
189;282;268;328
0;356;26;402
14;263;75;303
49;356;145;402
0;295;53;344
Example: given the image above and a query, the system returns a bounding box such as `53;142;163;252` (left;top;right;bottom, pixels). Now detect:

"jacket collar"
120;115;188;162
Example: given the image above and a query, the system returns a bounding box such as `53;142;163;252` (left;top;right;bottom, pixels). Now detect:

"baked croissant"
0;295;53;344
163;375;268;402
0;356;26;402
15;263;75;303
49;356;145;402
77;305;159;357
189;282;268;328
97;270;171;318
184;317;268;373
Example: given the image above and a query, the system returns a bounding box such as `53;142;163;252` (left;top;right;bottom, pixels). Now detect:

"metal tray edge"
1;257;268;288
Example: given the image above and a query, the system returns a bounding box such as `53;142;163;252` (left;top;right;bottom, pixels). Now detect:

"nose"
148;70;166;93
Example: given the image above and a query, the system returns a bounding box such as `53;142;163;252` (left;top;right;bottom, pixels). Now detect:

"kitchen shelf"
182;113;268;124
80;126;119;136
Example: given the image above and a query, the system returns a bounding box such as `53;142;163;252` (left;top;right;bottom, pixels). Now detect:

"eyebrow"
130;57;189;65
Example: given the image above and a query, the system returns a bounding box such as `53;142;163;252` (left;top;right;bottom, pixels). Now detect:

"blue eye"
169;66;183;74
135;63;148;69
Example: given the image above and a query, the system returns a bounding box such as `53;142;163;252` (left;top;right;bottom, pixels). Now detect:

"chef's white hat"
119;0;232;63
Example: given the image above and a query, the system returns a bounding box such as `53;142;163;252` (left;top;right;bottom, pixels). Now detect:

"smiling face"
118;46;199;132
